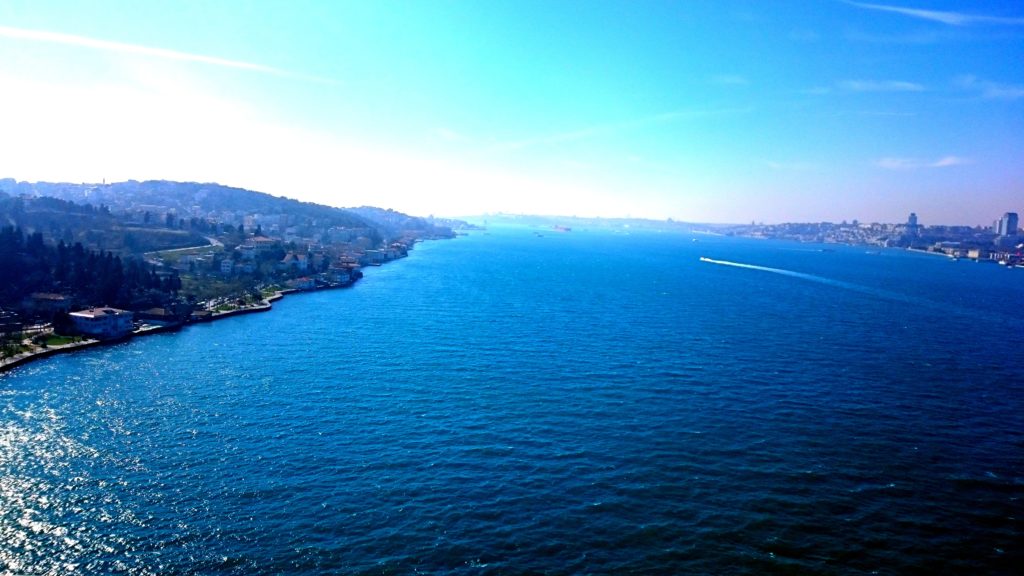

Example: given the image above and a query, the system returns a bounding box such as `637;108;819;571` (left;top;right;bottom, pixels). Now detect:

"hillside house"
279;252;310;272
23;293;72;318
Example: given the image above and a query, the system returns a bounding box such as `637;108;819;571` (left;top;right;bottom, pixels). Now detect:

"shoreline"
736;235;970;260
905;247;955;258
1;277;358;375
0;337;110;373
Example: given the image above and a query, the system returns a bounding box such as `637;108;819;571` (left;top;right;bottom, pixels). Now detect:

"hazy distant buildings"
995;212;1018;237
906;212;919;237
726;208;1024;255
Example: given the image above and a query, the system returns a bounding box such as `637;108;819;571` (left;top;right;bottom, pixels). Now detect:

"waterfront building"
328;267;352;284
286;277;316;290
362;249;386;265
136;307;181;326
69;307;133;340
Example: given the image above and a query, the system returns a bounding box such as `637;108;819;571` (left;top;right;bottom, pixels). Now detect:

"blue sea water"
2;226;1023;575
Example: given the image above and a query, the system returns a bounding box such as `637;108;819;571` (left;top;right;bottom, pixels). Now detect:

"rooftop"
70;307;130;318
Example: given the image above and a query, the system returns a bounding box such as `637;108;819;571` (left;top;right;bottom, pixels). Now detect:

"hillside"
348;206;455;241
0;192;207;254
0;179;372;231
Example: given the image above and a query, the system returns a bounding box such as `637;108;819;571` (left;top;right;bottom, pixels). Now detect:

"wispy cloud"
930;156;970;167
844;1;1024;26
840;79;925;92
488;107;752;153
955;75;1024;100
0;25;335;83
876;156;971;170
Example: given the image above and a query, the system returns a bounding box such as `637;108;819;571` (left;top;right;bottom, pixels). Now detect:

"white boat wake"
698;256;915;304
699;255;1024;331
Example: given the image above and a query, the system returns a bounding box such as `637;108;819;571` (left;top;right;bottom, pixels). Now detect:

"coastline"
0;337;110;373
2;270;372;375
905;247;954;258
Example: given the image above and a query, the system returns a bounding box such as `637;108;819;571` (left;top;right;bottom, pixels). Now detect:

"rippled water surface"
2;228;1023;574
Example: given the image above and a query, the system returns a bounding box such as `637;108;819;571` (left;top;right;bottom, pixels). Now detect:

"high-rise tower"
998;212;1018;236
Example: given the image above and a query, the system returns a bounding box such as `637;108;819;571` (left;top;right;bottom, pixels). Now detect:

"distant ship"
553;225;572;232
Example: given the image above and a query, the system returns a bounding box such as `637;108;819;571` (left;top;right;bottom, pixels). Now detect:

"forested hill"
0;225;178;312
348;206;456;240
0;192;208;254
0;178;464;322
0;179;372;231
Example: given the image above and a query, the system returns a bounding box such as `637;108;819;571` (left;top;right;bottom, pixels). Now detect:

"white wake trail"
699;256;911;302
699;255;1024;331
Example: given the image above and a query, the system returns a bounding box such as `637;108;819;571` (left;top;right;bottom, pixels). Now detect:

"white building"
69;307;133;340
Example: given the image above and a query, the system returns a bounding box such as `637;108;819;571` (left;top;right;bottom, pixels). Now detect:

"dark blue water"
2;227;1023;575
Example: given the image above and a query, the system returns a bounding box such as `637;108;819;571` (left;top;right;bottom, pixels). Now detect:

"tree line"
0;225;180;315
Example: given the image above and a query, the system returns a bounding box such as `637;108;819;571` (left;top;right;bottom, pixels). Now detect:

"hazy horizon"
1;1;1021;224
1;176;1010;228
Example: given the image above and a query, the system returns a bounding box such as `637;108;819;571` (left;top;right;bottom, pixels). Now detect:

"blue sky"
0;1;1020;224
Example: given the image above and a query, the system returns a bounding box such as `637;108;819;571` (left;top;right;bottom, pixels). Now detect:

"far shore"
906;247;956;258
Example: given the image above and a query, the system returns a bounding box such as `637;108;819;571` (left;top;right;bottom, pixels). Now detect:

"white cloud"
955;75;1024;100
876;156;971;170
840;80;925;92
930;156;971;167
0;25;335;84
844;1;1024;26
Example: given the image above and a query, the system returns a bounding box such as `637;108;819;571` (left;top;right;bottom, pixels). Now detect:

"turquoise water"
2;227;1023;574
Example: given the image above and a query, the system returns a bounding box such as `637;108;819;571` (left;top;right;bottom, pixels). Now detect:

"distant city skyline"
0;1;1021;224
